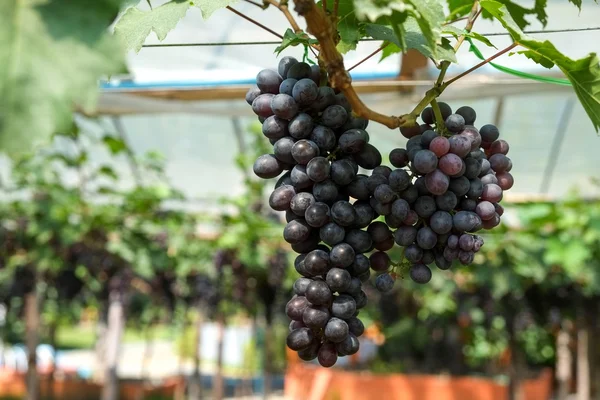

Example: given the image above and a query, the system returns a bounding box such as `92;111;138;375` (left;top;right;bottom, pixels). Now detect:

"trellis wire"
140;26;600;48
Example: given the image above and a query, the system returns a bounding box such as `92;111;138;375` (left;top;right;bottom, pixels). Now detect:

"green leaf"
275;29;319;55
0;0;127;157
336;0;362;53
568;0;582;9
480;0;600;132
114;0;192;52
352;0;412;21
442;26;496;48
446;0;473;19
481;0;530;29
194;0;237;19
102;135;128;154
406;0;445;57
533;0;548;26
365;19;456;63
98;165;119;180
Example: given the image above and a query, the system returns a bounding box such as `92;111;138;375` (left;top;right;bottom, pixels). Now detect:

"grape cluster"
246;56;513;367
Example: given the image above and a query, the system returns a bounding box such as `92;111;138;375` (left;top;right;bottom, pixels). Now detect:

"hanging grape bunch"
246;56;513;367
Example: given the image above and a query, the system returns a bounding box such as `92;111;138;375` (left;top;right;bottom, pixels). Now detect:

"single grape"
464;157;482;179
489;153;511;172
353;200;375;227
330;243;356;268
376;273;395;292
289;320;306;332
425;169;450;195
286;296;309;321
284;219;311;244
480;159;491;175
456;106;477;125
438;102;453;120
353;144;382;170
305;202;330;227
417;227;438;249
348;254;370;276
273;137;297;164
341;116;369;131
421;130;439;148
332;294;357;319
490;139;510;155
460;126;482;151
293;277;312;296
413;150;438;174
297;340;320;361
291;231;320;254
331;159;356;186
366;174;388;194
439;153;464;176
287;327;314;351
346;175;370;201
435;252;452;270
458;250;475;265
494;203;504;216
374;236;395;251
290;165;312;189
310;64;321;84
252;94;275;118
449;176;471;197
279;78;298;96
278;56;299;78
430;211;453;234
339;129;369;154
287;62;312;80
480;173;498;185
310;125;336;151
324;318;349;343
460;198;477;211
403;210;419;226
321;105;348;129
304;249;330;276
467;178;484;199
414;176;431;196
482;214;501;230
306;156;331;183
334;93;352;112
345;229;372;253
336;333;360;356
305;280;333;305
374;184;397;204
256;69;282;94
400;124;422;139
369;251;391;272
367;221;392;243
290;78;318;107
271;94;299;120
311;86;336;111
448;135;471;158
429;136;450;157
291;139;319;165
320;222;345;246
447;235;459;249
400;185;419;205
353;290;368;309
347;317;365;337
481;183;503;203
435;191;458;211
313;179;339;203
253;154;283;179
394;226;417;246
390;148;409;167
480;124;500;143
275;171;292;188
245;85;261;105
453;211;482;232
291;192;316;216
262;116;289;140
421;107;435;124
421;250;435;265
410;264;432;284
331;201;357;227
288;113;313;139
496;172;514;190
459;234;475;251
446;114;466;133
369;197;392;216
405;244;423;263
294;254;309;277
269;184;296;211
303;306;330;329
414;196;436;218
318;342;338;367
344;277;362;296
326;268;352;293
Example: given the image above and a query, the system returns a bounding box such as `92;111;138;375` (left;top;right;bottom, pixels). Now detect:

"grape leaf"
353;0;413;21
406;0;445;57
446;0;474;19
195;0;237;19
568;0;582;10
533;0;548;26
275;29;319;54
481;0;530;29
480;0;600;132
442;26;496;48
114;0;193;52
336;0;362;53
0;0;127;156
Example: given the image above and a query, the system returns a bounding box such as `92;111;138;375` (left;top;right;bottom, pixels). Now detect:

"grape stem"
226;6;283;39
430;99;447;134
443;43;518;86
347;43;390;72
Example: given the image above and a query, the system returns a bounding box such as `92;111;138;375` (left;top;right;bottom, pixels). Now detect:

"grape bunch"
246;56;513;367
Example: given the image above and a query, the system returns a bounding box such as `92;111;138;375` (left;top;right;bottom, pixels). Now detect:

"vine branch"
264;0;303;33
226;6;283;39
443;43;518;86
292;0;408;129
347;43;390;72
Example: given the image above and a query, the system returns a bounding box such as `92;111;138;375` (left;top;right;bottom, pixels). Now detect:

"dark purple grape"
369;251;391;272
400;124;421;139
413;150;438;174
331;160;356;186
425;169;450;195
405;244;423;263
348;254;370;276
464;157;482;179
246;85;261;105
467;178;484;198
271;94;299;120
291;139;319;164
394;226;417;246
336;333;360;355
305;280;333;305
306;156;331;183
321;105;348;129
311;86;336;111
347;317;364;337
459;234;475;251
353;200;375;228
430;211;453;234
421;107;434;124
446;113;465;133
414;196;436;218
448;135;471;158
421;250;435;264
273;136;296;164
489;153;511;172
456;106;476;125
421;130;439;148
284;219;311;244
297;340;320;361
400;185;419;205
435;191;457;211
320;222;345;246
353;290;368;309
389;148;409;167
310;64;321;84
481;183;503;203
480;173;498;185
288;113;313;139
366;173;388;194
346;176;370;201
293;277;312;295
453;211;482;232
290;78;318;106
310;125;336;151
326;268;352;292
278;56;299;78
460;198;477;211
496;172;514;190
460;126;482;150
290;192;315;216
253;154;283;179
367;221;392;243
439;153;464;176
252;94;275;118
330;243;355;268
341;116;368;131
447;235;459;249
449;176;471;196
369;197;392;216
410;263;432;284
303;306;330;329
318;342;338;367
430;136;450;157
332;294;357;319
404;210;419;225
334;93;351;112
490;139;510;155
269;184;296;211
304;249;330;276
480;124;500;142
417;227;437;250
279;78;297;96
287;62;312;80
338;129;369;154
435;252;452;270
289;320;306;332
353;144;382;170
290;165;312;189
438;102;453;120
374;184;397;204
458;250;475;265
443;246;459;261
287;327;314;351
331;201;357;227
256;69;282;94
375;273;395;292
313;179;339;203
344;229;372;253
286;296;309;321
262;116;289;140
482;214;501;229
324;318;349;343
374;236;395;251
305;202;330;227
